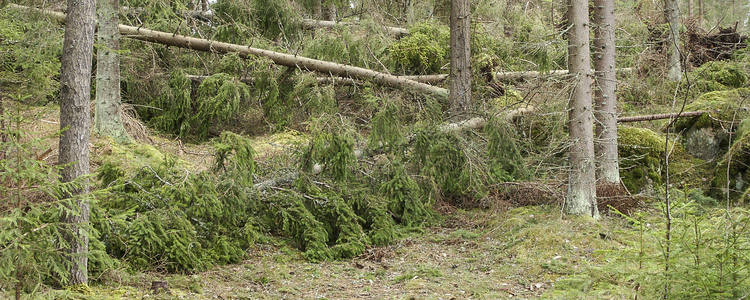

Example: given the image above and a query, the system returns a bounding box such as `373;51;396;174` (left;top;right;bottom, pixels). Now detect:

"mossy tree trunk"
58;0;95;286
566;0;599;219
593;0;619;183
449;0;471;112
95;0;131;144
665;0;682;81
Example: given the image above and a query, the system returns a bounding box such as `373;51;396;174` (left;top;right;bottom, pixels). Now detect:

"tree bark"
95;0;131;144
665;0;682;81
566;0;599;219
58;0;95;286
449;0;471;112
593;0;619;184
11;3;448;99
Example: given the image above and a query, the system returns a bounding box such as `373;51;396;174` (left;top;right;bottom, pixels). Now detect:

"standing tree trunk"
665;0;681;81
58;0;95;286
95;0;131;144
449;0;471;112
324;1;337;21
593;0;619;183
566;0;599;219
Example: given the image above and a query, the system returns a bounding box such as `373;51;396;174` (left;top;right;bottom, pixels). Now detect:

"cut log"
616;110;716;123
301;19;409;37
10;4;449;99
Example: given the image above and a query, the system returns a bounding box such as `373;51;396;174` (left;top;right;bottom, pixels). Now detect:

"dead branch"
616;110;716;123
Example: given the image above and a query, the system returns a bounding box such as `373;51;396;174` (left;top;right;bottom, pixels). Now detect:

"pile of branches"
685;19;748;67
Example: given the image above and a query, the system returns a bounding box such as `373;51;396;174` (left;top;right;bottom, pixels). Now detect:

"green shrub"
388;22;449;75
96;144;261;271
0;100;116;292
150;71;252;140
0;9;63;104
485;118;528;182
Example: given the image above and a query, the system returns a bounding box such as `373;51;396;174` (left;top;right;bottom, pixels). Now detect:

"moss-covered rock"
676;88;750;161
687;61;747;93
618;126;707;194
677;88;750;132
618;127;667;193
710;118;750;202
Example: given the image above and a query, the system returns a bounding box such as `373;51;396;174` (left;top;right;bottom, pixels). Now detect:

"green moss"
388;22;449;75
99;138;189;174
675;88;750;132
689;61;747;90
710;119;750;202
618;126;691;192
488;89;524;110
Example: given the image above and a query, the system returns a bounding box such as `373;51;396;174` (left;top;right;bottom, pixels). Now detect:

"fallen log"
301;19;409;37
187;74;441;86
11;4;448;99
121;6;214;20
186;74;359;86
399;68;633;84
616;110;716;123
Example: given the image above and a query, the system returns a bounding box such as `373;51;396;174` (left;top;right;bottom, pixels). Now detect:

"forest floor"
15;105;653;300
87;205;648;300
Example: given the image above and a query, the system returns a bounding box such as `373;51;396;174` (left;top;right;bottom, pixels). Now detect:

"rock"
683;126;727;161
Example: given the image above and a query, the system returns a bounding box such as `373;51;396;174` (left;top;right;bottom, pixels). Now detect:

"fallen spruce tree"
10;4;448;99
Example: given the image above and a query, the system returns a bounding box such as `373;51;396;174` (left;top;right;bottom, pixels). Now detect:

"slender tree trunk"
665;0;681;81
58;0;95;286
593;0;619;183
95;0;131;144
449;0;471;112
315;0;324;20
566;0;599;219
324;1;337;21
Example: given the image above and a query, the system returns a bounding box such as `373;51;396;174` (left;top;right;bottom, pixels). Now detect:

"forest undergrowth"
4;0;750;298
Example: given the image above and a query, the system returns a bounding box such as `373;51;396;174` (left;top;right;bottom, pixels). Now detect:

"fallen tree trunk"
302;19;409;37
616;110;716;123
12;4;449;99
121;6;214;20
399;68;634;84
186;74;360;86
